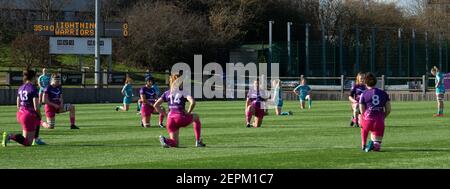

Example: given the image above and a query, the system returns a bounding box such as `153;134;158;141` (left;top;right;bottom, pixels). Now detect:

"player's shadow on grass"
385;148;450;152
55;144;163;147
213;145;267;148
388;125;425;128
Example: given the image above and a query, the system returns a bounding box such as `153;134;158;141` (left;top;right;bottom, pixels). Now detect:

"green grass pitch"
1;101;450;169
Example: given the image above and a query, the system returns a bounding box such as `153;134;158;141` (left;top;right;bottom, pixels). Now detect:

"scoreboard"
33;21;128;38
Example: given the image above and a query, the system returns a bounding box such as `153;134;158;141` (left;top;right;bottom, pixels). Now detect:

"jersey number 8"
372;95;380;106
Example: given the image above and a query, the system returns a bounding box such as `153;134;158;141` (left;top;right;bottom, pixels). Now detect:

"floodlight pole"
95;0;102;88
287;22;293;76
425;31;429;74
305;24;310;76
398;28;402;76
269;21;274;64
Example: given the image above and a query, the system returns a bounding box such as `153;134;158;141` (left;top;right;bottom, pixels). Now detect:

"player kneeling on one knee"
139;76;165;128
272;79;292;116
359;72;391;152
153;73;205;148
293;78;312;110
246;79;269;128
349;72;366;127
40;74;79;130
2;70;43;147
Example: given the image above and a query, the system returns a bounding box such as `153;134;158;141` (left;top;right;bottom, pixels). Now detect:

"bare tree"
319;0;348;41
10;33;49;68
117;1;211;70
0;0;29;43
208;0;257;46
29;0;73;20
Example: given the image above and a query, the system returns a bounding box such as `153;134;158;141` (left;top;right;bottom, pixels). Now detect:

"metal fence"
249;24;450;78
0;67;169;88
277;75;443;96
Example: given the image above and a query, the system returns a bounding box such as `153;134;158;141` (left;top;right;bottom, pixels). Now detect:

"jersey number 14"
169;94;181;104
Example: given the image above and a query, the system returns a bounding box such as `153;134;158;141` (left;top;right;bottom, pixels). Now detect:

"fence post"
412;28;416;76
371;27;376;73
305;24;310;76
425;32;429;74
439;32;443;70
321;24;326;77
268;21;274;65
339;27;344;76
103;69;108;88
386;32;391;76
422;75;426;97
340;75;344;99
287;22;292;76
81;68;85;88
398;28;402;76
381;75;385;91
6;67;11;89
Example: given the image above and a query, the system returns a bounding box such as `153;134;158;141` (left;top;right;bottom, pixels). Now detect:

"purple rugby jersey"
161;90;190;113
18;83;38;109
350;84;367;102
359;88;390;120
140;86;158;104
44;85;62;104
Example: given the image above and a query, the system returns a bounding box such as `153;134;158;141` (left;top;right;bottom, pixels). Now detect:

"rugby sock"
34;123;40;138
136;103;141;112
361;129;369;148
11;134;27;146
193;119;202;141
246;111;252;124
280;112;290;116
308;99;312;108
142;118;150;127
159;113;165;125
70;116;75;126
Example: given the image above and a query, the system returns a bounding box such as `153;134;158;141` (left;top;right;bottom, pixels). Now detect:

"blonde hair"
272;79;280;86
355;72;365;85
125;77;133;84
431;66;440;73
50;73;61;85
300;78;307;84
169;74;182;92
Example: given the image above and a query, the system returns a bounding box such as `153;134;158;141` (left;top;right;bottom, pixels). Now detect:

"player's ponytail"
169;74;182;92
